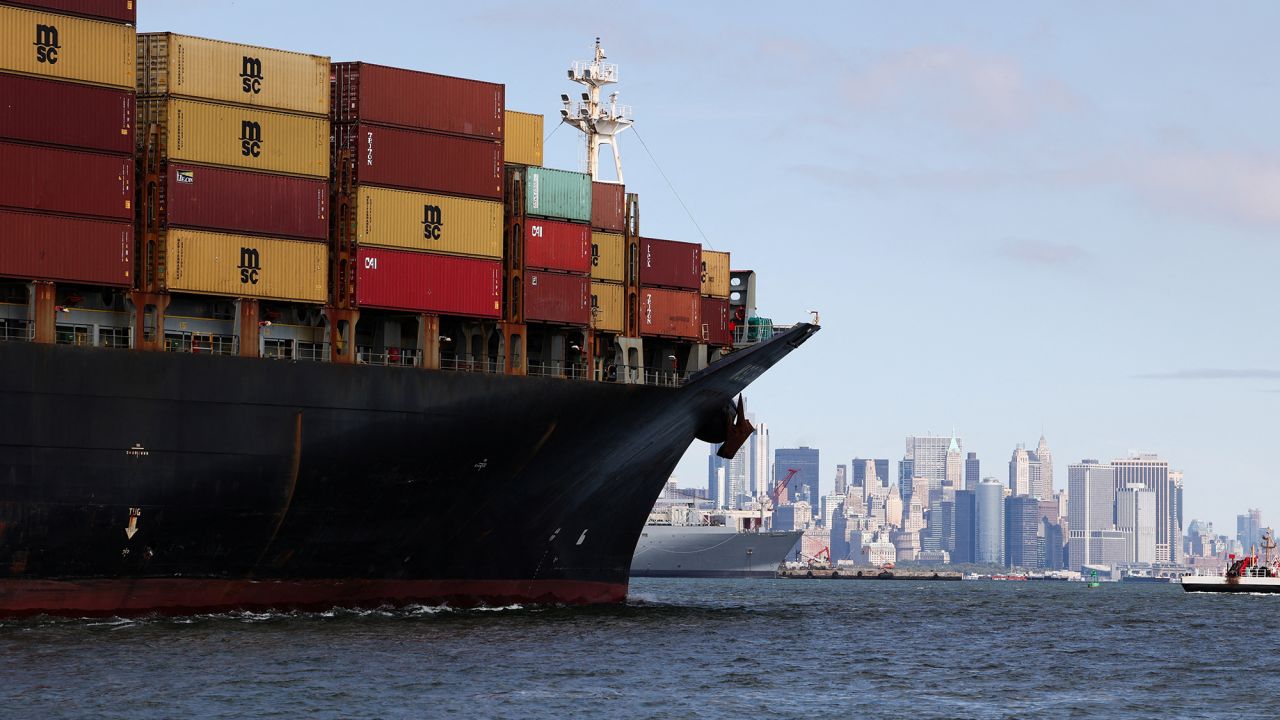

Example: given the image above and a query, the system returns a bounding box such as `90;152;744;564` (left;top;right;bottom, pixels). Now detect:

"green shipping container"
524;167;591;223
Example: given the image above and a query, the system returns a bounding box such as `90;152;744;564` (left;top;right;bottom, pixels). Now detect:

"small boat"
1182;532;1280;594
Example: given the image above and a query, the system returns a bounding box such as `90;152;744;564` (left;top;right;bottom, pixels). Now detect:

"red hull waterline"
0;578;629;617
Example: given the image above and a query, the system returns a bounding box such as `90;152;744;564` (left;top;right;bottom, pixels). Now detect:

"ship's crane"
756;467;799;532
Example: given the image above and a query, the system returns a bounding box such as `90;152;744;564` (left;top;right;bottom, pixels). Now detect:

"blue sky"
145;1;1280;533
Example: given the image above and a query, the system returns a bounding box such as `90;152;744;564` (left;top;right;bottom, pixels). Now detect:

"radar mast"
561;38;633;183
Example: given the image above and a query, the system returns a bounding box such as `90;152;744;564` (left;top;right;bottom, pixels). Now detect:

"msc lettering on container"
240;56;263;94
422;204;443;240
240;121;262;157
34;23;59;64
238;246;261;284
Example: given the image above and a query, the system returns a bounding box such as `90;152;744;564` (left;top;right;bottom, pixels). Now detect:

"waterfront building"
1112;454;1172;562
1115;484;1157;563
772;501;811;532
1004;495;1041;569
1237;508;1264;553
1169;470;1183;564
890;528;921;561
1087;530;1130;568
775;447;820;513
1067;460;1115;571
820;494;844;529
975;478;1005;565
965;452;980;491
953;490;977;564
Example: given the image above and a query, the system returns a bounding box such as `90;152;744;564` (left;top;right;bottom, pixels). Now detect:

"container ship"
0;5;816;614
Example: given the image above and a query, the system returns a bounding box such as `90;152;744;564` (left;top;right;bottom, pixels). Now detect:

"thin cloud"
1136;369;1280;380
1127;147;1280;229
998;240;1091;268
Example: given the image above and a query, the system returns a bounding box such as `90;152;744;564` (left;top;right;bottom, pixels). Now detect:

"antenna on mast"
560;37;634;183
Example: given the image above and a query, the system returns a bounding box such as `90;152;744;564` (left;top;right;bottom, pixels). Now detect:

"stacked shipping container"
638;237;701;340
136;33;330;303
518;166;593;326
588;181;627;334
700;249;732;347
331;63;504;317
0;3;135;286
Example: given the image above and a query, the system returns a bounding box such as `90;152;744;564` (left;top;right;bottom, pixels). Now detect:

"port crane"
756;468;799;531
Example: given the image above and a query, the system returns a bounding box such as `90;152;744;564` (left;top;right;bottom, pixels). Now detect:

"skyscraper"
852;458;890;496
964;452;980;491
707;445;726;508
1169;470;1183;564
904;435;958;486
1113;455;1172;562
954;490;976;564
1067;460;1115;571
1033;435;1054;500
1004;495;1042;569
726;445;748;507
1009;445;1031;496
833;465;848;495
775;447;820;513
975;478;1005;565
945;436;964;490
1238;509;1264;553
1115;483;1157;563
748;422;771;498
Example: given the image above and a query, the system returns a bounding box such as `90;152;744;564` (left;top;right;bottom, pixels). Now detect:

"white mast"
561;38;633;183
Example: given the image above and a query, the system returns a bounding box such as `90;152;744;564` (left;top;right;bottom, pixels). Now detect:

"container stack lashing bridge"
696;394;755;459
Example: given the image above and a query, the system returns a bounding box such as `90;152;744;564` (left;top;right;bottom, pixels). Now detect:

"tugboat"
1181;531;1280;593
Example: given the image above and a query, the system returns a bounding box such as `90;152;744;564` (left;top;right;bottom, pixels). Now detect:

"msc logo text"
422;205;443;240
240;121;262;157
34;24;59;64
240;56;263;94
238;247;261;285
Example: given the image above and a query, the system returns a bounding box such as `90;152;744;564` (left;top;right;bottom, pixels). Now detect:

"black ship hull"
0;324;817;615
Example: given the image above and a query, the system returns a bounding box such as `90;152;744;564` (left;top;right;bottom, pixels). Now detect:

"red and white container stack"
637;237;702;340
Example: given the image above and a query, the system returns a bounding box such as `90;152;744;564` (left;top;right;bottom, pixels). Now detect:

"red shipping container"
356;247;501;317
701;296;731;346
0;209;131;286
332;63;503;139
7;0;135;23
524;271;589;326
639;237;701;291
639;286;701;340
591;181;624;231
0;74;133;154
524;219;589;274
336;124;502;200
164;164;327;240
0;141;131;220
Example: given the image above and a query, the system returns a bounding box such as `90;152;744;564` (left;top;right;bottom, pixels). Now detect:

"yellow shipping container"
591;231;625;283
165;229;327;303
504;110;543;167
701;249;730;298
0;6;133;89
590;281;625;333
137;33;329;116
356;186;502;259
138;97;328;178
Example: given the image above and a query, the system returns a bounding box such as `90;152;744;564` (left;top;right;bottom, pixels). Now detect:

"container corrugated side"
525;218;590;274
639;286;701;340
337;124;502;200
590;231;625;283
590;281;624;333
138;97;328;178
165;229;327;303
524;166;591;222
0;73;133;153
700;249;730;299
0;141;131;220
0;6;133;89
0;208;131;286
701;296;731;346
5;1;135;24
590;181;624;231
504;110;542;166
332;62;503;139
355;186;501;258
164;164;327;240
640;237;701;291
137;33;329;116
524;271;590;326
356;247;502;317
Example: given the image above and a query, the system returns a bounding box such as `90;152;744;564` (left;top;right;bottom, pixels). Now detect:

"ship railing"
295;341;328;363
440;355;505;374
642;369;692;388
357;346;423;368
0;319;32;343
528;360;591;380
53;324;131;349
165;331;238;356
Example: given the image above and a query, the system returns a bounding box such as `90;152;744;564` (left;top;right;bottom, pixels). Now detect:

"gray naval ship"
630;502;803;578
